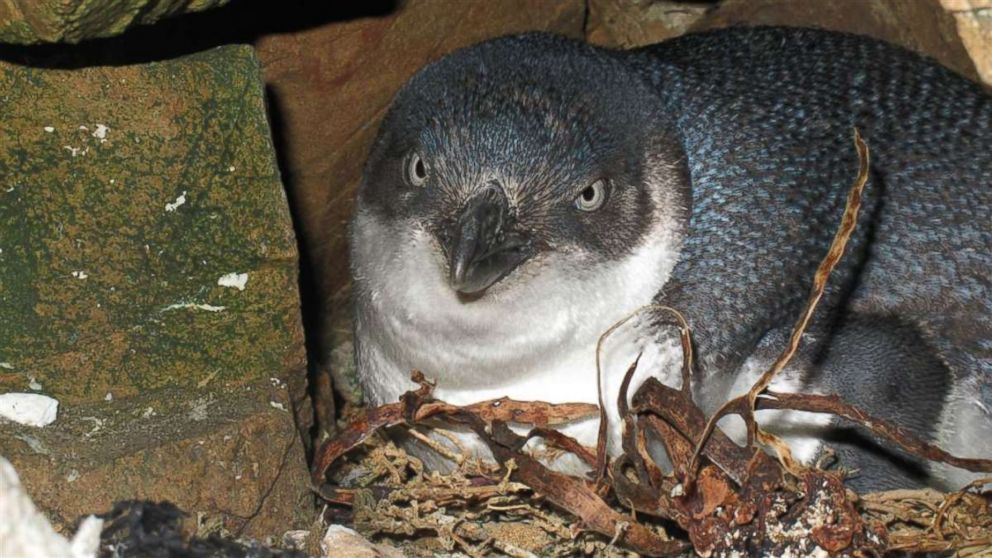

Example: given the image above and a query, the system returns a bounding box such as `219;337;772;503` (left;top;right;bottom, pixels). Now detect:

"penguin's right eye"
405;151;429;187
575;179;607;211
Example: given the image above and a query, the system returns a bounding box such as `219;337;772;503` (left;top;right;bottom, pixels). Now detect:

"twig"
311;376;597;484
463;418;690;557
408;428;466;465
929;477;992;539
593;304;695;484
688;128;871;485
755;392;992;473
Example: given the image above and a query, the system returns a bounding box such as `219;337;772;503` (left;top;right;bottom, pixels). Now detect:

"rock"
586;0;716;48
692;0;990;87
253;0;587;343
0;393;59;426
0;0;230;44
940;0;992;85
321;525;404;558
97;500;310;557
588;0;992;89
0;45;309;536
0;456;103;558
0;378;311;537
0;45;304;407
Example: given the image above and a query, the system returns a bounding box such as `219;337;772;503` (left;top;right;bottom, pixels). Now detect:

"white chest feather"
351;207;684;454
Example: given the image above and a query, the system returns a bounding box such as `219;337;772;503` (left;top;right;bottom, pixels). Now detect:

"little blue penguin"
348;26;992;491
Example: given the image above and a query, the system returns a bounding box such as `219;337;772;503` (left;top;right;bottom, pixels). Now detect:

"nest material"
312;131;992;556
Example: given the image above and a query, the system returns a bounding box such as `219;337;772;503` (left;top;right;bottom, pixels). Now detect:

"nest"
312;131;992;556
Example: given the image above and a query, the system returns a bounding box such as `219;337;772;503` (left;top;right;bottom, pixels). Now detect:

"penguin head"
353;33;690;304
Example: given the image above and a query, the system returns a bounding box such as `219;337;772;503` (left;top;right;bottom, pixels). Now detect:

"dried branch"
471;420;690;557
862;479;992;553
593;304;695;485
310;371;597;484
756;391;992;473
311;374;686;556
688;128;871;483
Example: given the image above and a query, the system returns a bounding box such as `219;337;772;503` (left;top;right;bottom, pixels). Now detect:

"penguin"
348;27;992;491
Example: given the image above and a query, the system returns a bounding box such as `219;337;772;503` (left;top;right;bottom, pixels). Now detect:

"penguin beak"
447;183;533;295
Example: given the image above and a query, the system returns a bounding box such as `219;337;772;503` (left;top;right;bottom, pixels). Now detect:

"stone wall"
0;45;310;537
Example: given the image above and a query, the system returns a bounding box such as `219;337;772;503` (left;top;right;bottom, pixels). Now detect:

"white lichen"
80;417;104;437
161;302;226;313
92;124;110;143
165;191;187;212
188;395;216;421
217;272;248;291
14;433;48;455
0;393;59;427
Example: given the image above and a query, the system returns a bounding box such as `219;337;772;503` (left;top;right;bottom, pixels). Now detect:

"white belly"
357;310;686;464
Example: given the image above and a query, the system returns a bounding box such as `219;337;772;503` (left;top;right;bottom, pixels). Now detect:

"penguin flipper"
808;315;953;492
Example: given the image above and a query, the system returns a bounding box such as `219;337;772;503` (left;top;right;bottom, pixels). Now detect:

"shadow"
0;0;399;68
266;84;332;457
821;427;933;492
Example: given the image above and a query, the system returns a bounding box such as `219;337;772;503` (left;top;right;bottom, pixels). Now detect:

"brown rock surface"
0;377;310;538
587;0;990;87
0;45;304;406
940;0;992;85
0;45;310;535
587;0;716;48
693;0;982;85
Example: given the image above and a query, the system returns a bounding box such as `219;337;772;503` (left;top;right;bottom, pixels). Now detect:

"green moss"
0;0;230;44
0;45;304;404
0;20;40;44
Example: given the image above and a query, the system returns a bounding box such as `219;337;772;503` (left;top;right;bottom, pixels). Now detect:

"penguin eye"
405;151;428;187
575;179;607;211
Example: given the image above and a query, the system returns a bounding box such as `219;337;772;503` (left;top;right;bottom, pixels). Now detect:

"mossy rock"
0;45;305;406
0;376;312;537
0;0;229;45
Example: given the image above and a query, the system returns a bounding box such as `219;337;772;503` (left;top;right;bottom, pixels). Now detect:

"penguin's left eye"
405;151;429;187
575;179;607;211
